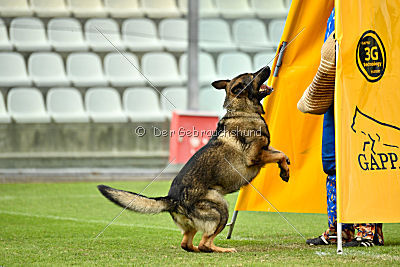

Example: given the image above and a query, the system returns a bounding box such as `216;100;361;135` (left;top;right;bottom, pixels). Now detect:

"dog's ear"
254;66;271;85
212;80;230;90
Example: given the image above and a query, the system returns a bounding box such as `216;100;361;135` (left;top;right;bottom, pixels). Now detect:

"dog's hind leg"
181;230;199;252
195;194;236;253
198;225;237;253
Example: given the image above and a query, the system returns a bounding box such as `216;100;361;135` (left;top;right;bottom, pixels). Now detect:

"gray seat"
123;87;165;122
0;0;32;17
179;52;217;86
199;87;226;117
141;0;180;18
104;52;146;87
122;19;163;51
214;0;254;18
28;52;70;87
142;52;183;87
104;0;143;18
48;18;88;51
160;87;187;118
250;0;288;19
67;52;107;87
253;51;277;71
199;19;236;52
31;0;70;17
85;87;128;122
8;88;51;123
217;52;253;79
0;52;31;87
233;19;273;52
269;19;286;47
159;19;187;52
47;88;89;123
67;0;107;17
10;17;51;51
85;18;125;51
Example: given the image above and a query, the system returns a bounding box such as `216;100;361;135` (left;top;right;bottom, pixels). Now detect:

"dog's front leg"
261;146;290;182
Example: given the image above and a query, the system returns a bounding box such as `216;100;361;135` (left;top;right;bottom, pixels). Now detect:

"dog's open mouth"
258;84;273;99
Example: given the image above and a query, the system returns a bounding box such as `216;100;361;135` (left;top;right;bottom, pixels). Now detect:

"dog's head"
212;66;272;114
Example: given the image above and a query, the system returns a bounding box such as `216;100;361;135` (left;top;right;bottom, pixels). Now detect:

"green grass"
1;181;399;266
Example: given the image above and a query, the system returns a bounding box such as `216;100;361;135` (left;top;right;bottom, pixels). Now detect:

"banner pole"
226;210;239;239
333;6;343;254
337;222;343;254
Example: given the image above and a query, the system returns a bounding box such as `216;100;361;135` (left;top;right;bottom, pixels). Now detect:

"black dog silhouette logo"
351;107;400;171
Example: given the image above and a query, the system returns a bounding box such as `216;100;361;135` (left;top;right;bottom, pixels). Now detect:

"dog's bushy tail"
97;185;175;214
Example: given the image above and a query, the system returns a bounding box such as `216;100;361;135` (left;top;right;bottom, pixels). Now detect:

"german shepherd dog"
98;66;290;253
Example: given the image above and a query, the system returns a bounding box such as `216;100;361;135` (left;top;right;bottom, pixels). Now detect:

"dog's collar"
225;109;263;118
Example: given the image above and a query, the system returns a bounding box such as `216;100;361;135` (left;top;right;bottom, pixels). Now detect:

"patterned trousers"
322;174;384;245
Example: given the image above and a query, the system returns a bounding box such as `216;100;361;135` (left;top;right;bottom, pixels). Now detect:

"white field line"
0;210;179;232
0;194;100;200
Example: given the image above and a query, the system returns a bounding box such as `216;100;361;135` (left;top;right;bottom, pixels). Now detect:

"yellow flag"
235;0;333;213
335;0;400;223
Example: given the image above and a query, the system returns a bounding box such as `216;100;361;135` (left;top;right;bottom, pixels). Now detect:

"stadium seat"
179;52;217;86
67;53;107;87
123;88;165;122
122;19;163;51
233;19;272;52
0;0;32;17
85;19;125;51
217;52;253;79
104;52;146;87
104;0;143;18
48;18;88;51
142;52;183;87
10;17;51;51
85;87;128;122
269;19;286;47
253;51;277;71
199;19;236;52
0;92;11;123
199;87;225;116
0;19;13;50
28;52;70;87
250;0;288;19
7;88;51;123
214;0;254;18
140;0;180;18
67;0;107;17
30;0;70;17
46;88;89;123
160;87;187;117
177;0;218;17
159;19;187;52
0;52;31;87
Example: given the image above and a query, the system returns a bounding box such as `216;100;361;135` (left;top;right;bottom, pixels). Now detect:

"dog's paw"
279;166;289;182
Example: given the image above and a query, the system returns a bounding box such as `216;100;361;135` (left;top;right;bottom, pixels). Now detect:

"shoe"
306;236;330;246
343;237;374;247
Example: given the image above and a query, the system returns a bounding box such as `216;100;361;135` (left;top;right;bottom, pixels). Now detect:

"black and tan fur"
98;66;290;253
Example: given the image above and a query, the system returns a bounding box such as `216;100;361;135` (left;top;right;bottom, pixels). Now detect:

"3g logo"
364;46;379;61
356;30;386;83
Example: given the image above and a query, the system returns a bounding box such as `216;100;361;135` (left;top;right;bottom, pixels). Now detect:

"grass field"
1;180;400;266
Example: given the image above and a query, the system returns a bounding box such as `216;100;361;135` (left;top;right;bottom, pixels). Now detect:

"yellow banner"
336;0;400;223
235;0;333;213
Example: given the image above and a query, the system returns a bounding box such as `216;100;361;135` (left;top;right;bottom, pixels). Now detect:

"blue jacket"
322;9;336;174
